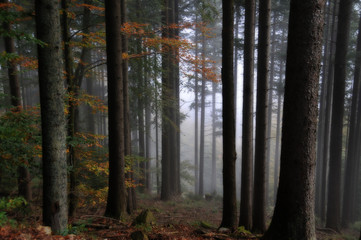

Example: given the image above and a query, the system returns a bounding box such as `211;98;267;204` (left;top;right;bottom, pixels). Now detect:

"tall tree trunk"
199;33;206;196
161;0;171;200
1;0;32;203
145;67;152;193
239;0;255;230
104;0;126;218
320;0;338;223
211;81;217;194
61;0;77;217
220;0;237;229
253;0;270;233
315;0;332;216
263;0;325;238
121;0;136;214
342;13;361;228
326;0;353;231
35;0;68;233
194;16;200;195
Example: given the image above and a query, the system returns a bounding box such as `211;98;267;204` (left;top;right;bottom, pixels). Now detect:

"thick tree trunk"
326;0;353;231
253;0;270;233
104;0;126;218
263;0;325;239
220;0;237;229
1;0;32;203
35;0;68;233
239;0;255;230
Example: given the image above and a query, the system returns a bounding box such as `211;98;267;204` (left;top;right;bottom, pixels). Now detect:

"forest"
0;0;361;239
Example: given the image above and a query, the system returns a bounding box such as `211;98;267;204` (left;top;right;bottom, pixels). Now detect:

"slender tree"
253;0;270;233
104;0;126;218
220;0;237;229
263;0;325;238
342;13;361;228
326;0;353;231
239;0;255;230
35;0;68;233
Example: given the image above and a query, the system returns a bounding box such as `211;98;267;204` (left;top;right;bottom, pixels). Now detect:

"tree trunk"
220;0;237;229
320;0;338;223
194;16;200;195
239;0;255;230
161;0;171;200
104;0;126;218
326;0;353;231
199;33;206;196
263;0;325;238
342;13;361;228
253;0;270;233
315;0;332;216
35;0;68;233
211;81;217;194
1;0;32;203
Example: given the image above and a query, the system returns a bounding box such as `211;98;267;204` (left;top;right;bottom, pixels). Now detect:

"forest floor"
0;193;360;239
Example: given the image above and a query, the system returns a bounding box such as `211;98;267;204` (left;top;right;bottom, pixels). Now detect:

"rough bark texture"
194;18;199;195
104;0;126;218
326;0;353;231
253;0;270;233
220;0;237;229
263;0;325;239
239;0;255;230
35;0;68;233
1;0;32;203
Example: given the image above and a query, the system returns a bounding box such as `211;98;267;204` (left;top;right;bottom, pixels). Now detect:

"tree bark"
326;0;353;231
239;0;255;230
199;33;206;196
253;0;270;233
220;0;237;229
263;0;325;238
104;0;126;218
35;0;68;233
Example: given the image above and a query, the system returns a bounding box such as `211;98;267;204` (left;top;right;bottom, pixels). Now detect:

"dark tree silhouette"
104;0;127;218
263;0;325;238
35;0;68;233
239;0;255;231
220;0;237;229
253;0;270;233
326;0;353;231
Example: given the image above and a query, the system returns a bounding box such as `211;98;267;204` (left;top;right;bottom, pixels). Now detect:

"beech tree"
35;0;68;233
263;0;325;238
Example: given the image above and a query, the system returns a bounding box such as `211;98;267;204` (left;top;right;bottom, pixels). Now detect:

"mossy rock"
131;230;149;240
132;209;156;226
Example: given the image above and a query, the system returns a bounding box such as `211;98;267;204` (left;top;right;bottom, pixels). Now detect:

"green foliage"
0;197;27;227
237;226;252;235
65;222;89;235
0;107;41;175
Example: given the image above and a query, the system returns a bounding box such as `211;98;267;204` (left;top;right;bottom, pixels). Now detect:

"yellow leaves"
66;90;108;114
